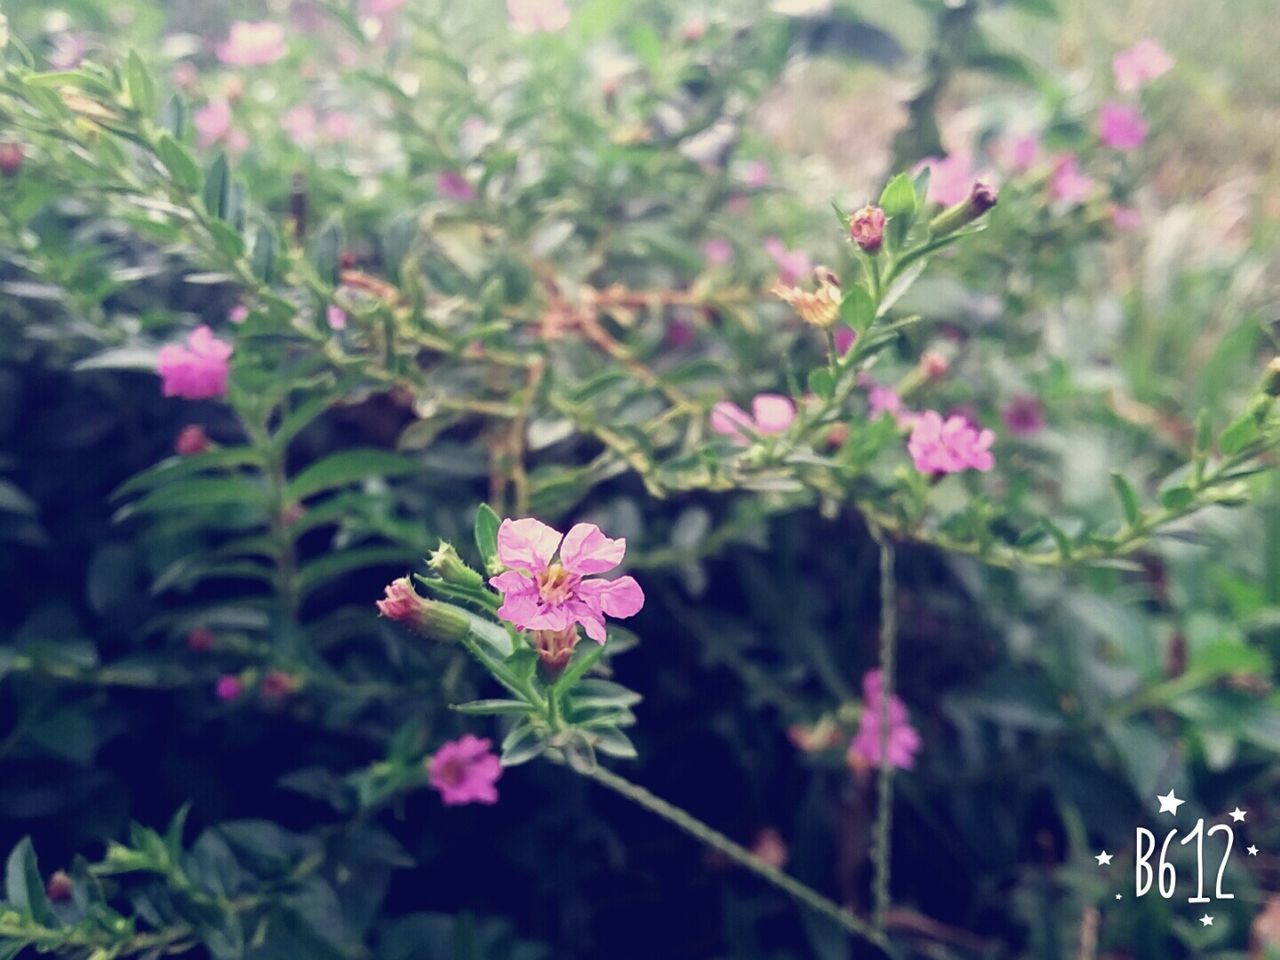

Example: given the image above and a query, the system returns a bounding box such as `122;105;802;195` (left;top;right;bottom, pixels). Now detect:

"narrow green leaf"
838;285;874;334
807;367;834;401
474;503;501;571
452;699;534;716
285;449;420;502
126;50;155;118
878;172;916;250
592;726;638;759
1110;472;1142;527
1220;414;1259;456
202;153;230;220
6;837;58;927
500;722;546;767
156;134;201;193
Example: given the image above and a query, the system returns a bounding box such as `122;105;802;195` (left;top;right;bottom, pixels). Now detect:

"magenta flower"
326;305;347;330
1113;39;1173;92
997;133;1041;174
1099;102;1148;151
702;238;733;268
361;0;407;16
848;670;921;770
1111;205;1142;231
489;518;644;644
194;100;231;149
763;237;811;286
907;410;995;474
710;394;796;445
741;159;771;188
428;735;502;806
282;106;318;148
867;385;914;428
49;33;90;71
1001;394;1046;436
215;675;243;701
229;304;249;325
1048;154;1096;205
216;21;287;66
915;153;979;206
436;170;476;202
322;112;354;141
158;326;233;400
507;0;570;33
834;327;856;357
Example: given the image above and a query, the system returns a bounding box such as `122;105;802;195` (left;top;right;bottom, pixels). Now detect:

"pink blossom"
322;112;354;141
216;21;287;67
742;159;771;188
215;675;243;701
710;394;796;445
361;0;407;16
1111;204;1141;230
326;305;347;330
997;133;1041;174
507;0;570;34
835;327;856;357
489;518;644;644
848;670;921;770
763;237;811;286
1048;154;1096;205
282;106;318;147
702;238;733;267
908;410;995;474
751;828;789;869
436;170;476;201
1098;102;1148;151
49;33;90;71
867;385;913;427
915;153;979;206
1113;39;1173;93
157;326;233;400
428;734;502;806
1000;394;1046;436
194;100;234;149
172;62;200;94
175;424;211;455
228;304;249;325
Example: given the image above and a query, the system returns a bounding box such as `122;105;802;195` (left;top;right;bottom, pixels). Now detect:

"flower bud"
848;204;886;253
920;350;948;379
0;141;23;177
45;870;72;903
175;424;211;456
377;577;471;642
261;669;300;701
216;674;244;701
186;627;216;652
1264;357;1280;397
929;180;998;238
533;626;579;677
428;542;486;590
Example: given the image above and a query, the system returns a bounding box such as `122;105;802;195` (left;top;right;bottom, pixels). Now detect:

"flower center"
438;758;466;787
535;563;577;604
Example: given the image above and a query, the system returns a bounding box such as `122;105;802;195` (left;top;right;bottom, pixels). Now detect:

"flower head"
997;133;1041;174
710;394;796;445
489;519;644;644
915;153;980;206
866;384;911;428
763;237;811;286
1001;394;1046;436
216;21;287;66
283;105;318;148
229;304;249;325
1113;39;1173;92
1099;102;1148;150
158;326;233;400
186;627;216;652
436;170;476;202
702;238;733;267
215;675;243;701
742;159;771;188
326;305;347;330
907;410;995;474
773;268;842;329
261;670;299;700
0;141;24;177
194;100;238;150
1111;205;1141;231
1048;153;1096;205
849;205;886;253
428;734;502;805
175;424;211;455
507;0;570;33
848;669;921;770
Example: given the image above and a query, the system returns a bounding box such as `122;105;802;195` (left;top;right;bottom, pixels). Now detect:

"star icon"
1199;914;1214;927
1248;845;1259;857
1157;789;1185;816
1229;807;1247;822
1095;851;1113;866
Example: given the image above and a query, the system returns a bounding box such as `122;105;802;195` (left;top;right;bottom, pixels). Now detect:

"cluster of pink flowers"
194;100;248;154
216;21;287;66
710;394;796;445
848;670;921;770
1098;102;1148;151
428;735;502;805
907;410;995;474
489;518;645;643
158;326;233;400
507;0;570;33
282;107;357;149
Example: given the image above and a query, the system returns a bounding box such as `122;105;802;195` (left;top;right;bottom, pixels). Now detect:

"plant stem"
579;763;892;953
868;522;897;933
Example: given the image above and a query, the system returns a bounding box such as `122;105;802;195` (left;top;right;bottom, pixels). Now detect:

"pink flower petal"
751;394;796;435
710;401;753;442
495;517;562;573
560;522;626;575
579;575;645;619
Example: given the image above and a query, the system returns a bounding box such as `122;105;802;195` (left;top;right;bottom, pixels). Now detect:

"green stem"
868;523;898;933
580;763;892;953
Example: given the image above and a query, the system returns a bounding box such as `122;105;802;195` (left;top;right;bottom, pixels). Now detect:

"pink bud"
216;675;243;701
848;204;886;253
186;627;217;653
175;424;211;456
229;304;250;325
261;670;299;700
45;871;73;903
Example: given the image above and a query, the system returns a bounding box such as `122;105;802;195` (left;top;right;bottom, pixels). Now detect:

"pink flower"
361;0;407;15
326;305;347;330
216;21;287;66
907;410;995;474
763;237;811;286
702;238;733;267
915;153;978;206
228;305;249;325
322;112;354;141
848;205;886;253
172;62;200;93
283;106;318;147
194;100;233;149
507;0;570;34
215;675;243;701
848;669;921;770
176;424;211;455
428;734;502;806
1001;394;1046;436
1048;154;1096;205
710;394;796;445
835;327;857;357
489;518;644;644
999;133;1042;174
1113;39;1173;93
436;170;476;201
158;326;233;400
1099;102;1148;151
867;385;913;428
1111;204;1141;230
742;159;771;188
49;33;90;71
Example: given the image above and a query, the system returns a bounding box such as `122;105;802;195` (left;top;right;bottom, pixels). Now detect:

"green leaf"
251;220;279;283
297;547;420;597
285;449;420;502
116;476;269;519
474;503;501;571
592;726;638;759
837;285;875;335
500;722;546;767
126;50;155;118
807;367;834;401
570;678;642;709
6;837;58;927
452;699;534;716
1110;472;1142;527
1220;414;1259;456
878;172;916;250
202;153;231;221
156;134;201;193
1159;486;1195;511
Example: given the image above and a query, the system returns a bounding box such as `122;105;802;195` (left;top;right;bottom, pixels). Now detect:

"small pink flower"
1111;204;1142;230
322;112;354;141
1001;394;1046;436
702;238;733;267
216;21;287;67
867;385;913;427
710;394;796;445
49;33;90;71
1048;154;1096;205
848;205;886;253
282;106;318;147
186;627;217;652
848;669;921;770
216;675;243;701
261;670;299;700
742;159;771;188
1098;102;1148;151
998;133;1042;174
158;326;233;400
835;327;857;357
194;100;234;149
915;153;980;206
361;0;407;16
326;305;347;330
920;350;948;379
436;170;476;202
907;410;995;474
176;424;211;455
751;828;789;870
763;237;811;286
507;0;570;34
1113;39;1173;93
172;62;200;93
229;304;250;325
428;734;502;806
489;518;644;644
377;577;428;625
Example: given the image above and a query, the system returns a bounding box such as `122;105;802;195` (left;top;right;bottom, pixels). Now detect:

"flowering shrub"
0;0;1279;958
